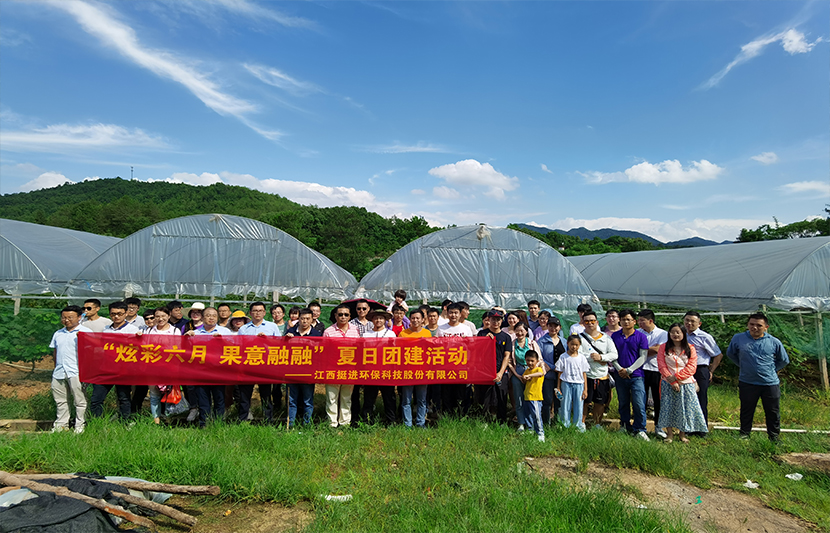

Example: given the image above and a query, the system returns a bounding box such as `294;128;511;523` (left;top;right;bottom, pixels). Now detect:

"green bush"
0;306;62;365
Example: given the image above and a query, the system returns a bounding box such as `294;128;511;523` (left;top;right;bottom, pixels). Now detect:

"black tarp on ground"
0;491;120;533
0;476;153;533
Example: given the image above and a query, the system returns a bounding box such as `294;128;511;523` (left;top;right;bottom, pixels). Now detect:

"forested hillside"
0;179;436;279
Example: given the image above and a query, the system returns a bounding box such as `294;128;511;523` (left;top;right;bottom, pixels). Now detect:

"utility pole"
131;166;134;180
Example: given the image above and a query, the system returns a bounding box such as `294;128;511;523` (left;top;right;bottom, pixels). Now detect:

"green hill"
0;178;436;279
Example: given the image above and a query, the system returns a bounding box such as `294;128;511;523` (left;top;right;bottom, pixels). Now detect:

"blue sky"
1;0;828;242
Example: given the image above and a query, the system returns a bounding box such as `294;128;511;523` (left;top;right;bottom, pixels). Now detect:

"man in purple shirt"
611;309;650;440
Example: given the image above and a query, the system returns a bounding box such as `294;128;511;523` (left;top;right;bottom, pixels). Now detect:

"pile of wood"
0;470;220;530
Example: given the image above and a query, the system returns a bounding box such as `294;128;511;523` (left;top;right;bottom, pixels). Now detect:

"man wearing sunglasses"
89;301;141;421
80;299;111;332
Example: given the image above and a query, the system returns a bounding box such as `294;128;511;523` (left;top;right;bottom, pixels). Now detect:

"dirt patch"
527;457;812;533
778;453;830;474
153;496;313;533
0;360;53;400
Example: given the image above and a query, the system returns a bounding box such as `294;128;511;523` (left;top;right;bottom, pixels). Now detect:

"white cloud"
540;163;553;174
145;170;403;215
432;186;461;200
0;28;31;47
778;180;830;197
244;63;322;96
0;122;169;154
751;151;778;165
169;0;316;29
410;189;425;195
701;28;824;89
50;0;280;140
19;172;73;192
579;159;723;185
155;172;223;186
552;216;768;243
428;159;519;199
363;142;450;154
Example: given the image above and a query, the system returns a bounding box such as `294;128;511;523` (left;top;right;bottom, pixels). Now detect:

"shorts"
585;378;611;405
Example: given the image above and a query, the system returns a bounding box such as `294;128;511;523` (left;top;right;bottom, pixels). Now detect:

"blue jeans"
511;366;526;426
616;375;646;433
523;400;544;438
288;384;315;425
559;381;585;430
401;385;428;427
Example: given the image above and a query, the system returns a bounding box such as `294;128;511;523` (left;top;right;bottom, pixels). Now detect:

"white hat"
190;302;205;310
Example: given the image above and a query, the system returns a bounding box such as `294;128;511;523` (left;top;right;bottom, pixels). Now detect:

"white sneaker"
74;426;85;434
186;408;199;422
51;426;68;433
637;431;650;442
517;424;525;432
538;434;545;442
656;429;668;439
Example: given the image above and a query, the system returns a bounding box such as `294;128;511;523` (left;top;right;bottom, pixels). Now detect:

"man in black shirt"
475;309;513;423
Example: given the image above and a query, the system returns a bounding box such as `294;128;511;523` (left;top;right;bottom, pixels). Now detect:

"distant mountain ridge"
514;223;728;248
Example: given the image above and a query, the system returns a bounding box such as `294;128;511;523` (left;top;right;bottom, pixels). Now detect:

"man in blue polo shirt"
726;312;789;442
185;307;232;427
611;309;650;440
50;305;93;433
237;301;281;424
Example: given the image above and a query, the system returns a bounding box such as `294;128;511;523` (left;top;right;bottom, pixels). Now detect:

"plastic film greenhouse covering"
65;214;357;300
354;225;599;310
0;219;120;295
567;236;830;312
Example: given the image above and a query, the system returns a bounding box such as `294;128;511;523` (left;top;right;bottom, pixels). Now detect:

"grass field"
1;382;828;532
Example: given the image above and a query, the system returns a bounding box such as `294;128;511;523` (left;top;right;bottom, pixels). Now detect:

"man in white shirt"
80;299;111;332
457;301;478;336
124;297;146;330
569;303;593;335
361;310;397;425
577;311;618;429
236;302;281;423
50;305;93;433
186;307;231;426
89;301;141;421
437;303;472;415
637;309;669;438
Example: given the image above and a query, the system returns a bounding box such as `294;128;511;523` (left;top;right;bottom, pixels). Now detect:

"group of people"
48;292;790;443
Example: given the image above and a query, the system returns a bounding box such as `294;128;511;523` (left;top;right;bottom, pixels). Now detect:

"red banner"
78;333;496;386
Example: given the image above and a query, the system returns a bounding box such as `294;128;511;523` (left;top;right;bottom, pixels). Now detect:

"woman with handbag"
146;306;182;424
656;323;708;442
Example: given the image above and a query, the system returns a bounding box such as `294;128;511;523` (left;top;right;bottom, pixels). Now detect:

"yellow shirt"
399;328;432;338
522;365;544;401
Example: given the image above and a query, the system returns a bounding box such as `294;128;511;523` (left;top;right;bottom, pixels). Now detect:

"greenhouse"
354;224;599;312
64;214;357;300
567;236;830;312
0;218;120;295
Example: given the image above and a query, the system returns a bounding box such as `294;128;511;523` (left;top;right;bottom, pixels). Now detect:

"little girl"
657;323;708;442
555;335;590;431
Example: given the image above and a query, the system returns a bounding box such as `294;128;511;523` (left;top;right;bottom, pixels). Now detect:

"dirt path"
527;457;813;533
154;496;313;532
